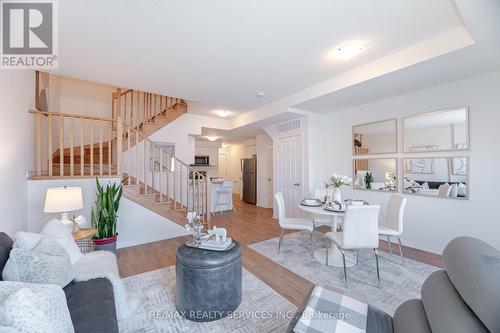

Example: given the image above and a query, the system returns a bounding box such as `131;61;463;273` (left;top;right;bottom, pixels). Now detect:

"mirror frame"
352;157;399;192
352;118;398;155
401;156;470;200
402;107;470;153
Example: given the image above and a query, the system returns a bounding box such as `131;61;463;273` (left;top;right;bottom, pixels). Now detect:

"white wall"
307;71;500;253
26;178;188;248
0;71;34;237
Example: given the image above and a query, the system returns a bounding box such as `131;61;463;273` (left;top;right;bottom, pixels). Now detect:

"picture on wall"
405;158;435;174
410;145;439;152
452;157;467;175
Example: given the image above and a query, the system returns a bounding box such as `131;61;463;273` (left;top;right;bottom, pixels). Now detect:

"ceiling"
53;0;463;118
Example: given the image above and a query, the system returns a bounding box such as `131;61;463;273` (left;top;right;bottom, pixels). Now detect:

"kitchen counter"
187;179;234;213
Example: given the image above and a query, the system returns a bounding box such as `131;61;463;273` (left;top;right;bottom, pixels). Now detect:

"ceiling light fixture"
256;91;265;97
206;136;219;142
333;41;363;61
214;109;229;118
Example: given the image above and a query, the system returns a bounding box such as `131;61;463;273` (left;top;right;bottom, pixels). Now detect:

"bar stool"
213;181;236;216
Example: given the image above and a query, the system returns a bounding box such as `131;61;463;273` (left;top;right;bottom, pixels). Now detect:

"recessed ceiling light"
333;41;363;61
214;109;229;118
206;136;219;142
256;91;265;97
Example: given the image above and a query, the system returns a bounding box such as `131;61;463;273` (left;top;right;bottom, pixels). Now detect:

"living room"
1;1;500;332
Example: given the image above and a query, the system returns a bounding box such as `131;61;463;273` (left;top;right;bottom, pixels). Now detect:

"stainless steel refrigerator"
242;157;257;204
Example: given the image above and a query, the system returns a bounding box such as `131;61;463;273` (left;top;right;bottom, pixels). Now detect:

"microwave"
194;155;210;165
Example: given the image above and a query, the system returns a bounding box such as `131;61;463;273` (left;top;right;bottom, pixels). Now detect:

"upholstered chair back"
313;189;327;201
342;205;380;249
274;192;287;227
384;195;407;233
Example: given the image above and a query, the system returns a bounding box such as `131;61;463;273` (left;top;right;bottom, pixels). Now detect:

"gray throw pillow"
2;236;73;287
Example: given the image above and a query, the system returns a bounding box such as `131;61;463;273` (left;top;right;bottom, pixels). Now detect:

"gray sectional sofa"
0;232;119;333
288;236;500;333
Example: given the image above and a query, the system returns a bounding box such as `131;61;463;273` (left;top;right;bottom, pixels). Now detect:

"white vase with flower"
326;174;352;204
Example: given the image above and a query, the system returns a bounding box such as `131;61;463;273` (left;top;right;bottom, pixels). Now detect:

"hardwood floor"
117;196;442;307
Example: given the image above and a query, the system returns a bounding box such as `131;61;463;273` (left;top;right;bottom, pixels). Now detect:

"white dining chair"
274;192;315;255
325;205;381;288
212;181;236;216
312;189;333;230
378;195;407;263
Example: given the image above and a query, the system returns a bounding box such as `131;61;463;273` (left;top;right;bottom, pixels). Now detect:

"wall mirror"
403;157;469;199
403;107;469;153
353;158;398;192
352;119;397;155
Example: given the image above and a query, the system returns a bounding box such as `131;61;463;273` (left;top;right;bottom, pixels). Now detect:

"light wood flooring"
117;196;442;307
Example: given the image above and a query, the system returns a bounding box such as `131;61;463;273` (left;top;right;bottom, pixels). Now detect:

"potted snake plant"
91;178;125;253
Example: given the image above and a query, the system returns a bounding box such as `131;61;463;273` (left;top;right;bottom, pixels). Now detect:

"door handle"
293;183;300;187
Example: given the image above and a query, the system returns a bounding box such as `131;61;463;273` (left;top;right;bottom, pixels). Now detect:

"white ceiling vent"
277;119;301;133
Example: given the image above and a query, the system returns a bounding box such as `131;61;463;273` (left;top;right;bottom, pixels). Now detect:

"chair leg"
325;238;329;266
387;235;393;254
374;249;381;288
232;204;237;213
311;224;316;254
278;228;284;254
397;236;405;265
355;249;359;266
341;249;348;288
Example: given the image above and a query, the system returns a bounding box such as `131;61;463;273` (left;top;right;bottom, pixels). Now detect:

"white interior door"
277;135;303;217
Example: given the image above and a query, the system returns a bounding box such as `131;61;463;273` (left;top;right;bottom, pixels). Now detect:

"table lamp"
44;187;83;226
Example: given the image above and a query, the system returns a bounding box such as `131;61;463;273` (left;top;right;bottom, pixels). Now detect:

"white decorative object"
0;282;74;333
3;235;73;287
332;188;342;203
209;226;227;243
185;211;203;246
326;174;351;203
74;215;90;229
72;251;139;320
44;187;83;227
41;219;82;264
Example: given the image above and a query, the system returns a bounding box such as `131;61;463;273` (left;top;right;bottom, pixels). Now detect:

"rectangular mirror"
352;119;397;155
403;107;469;152
353;158;398;191
403;157;469;199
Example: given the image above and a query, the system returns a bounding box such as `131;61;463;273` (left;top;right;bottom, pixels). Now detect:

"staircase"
29;87;210;227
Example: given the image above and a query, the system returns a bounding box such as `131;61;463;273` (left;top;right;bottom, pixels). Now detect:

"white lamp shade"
44;187;83;213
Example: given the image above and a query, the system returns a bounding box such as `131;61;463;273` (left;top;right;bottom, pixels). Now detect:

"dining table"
297;203;356;268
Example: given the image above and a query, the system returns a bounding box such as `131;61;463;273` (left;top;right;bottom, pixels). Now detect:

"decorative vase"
333;187;342;203
93;234;118;253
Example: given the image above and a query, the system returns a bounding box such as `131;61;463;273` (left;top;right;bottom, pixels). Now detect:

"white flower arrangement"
326;174;352;189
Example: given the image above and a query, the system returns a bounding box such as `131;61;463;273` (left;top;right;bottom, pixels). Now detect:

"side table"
72;228;96;253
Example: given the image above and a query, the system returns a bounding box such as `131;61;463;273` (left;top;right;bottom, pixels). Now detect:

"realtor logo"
1;0;58;69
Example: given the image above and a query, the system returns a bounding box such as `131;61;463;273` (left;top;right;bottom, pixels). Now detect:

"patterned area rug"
249;231;439;315
119;266;296;332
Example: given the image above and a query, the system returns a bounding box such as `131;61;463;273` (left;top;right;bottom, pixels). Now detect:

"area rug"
119;266;296;332
249;231;439;315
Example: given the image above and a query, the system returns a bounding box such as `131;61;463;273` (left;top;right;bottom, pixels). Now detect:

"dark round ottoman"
175;241;242;322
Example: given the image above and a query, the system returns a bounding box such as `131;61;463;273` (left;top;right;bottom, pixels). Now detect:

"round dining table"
297;204;356;267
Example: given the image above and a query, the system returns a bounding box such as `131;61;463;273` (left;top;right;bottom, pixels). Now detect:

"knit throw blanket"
72;251;139;320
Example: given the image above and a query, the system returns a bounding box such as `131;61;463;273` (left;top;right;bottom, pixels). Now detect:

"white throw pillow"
0;282;74;333
12;232;45;250
2;236;73;287
422;182;430;190
41;219;82;264
449;184;459;197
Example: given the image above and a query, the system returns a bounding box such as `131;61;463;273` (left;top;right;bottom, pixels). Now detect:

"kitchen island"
188;179;235;214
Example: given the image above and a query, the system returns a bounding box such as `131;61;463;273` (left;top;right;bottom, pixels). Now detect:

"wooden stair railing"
112;88;187;133
120;121;210;226
30;109;123;178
